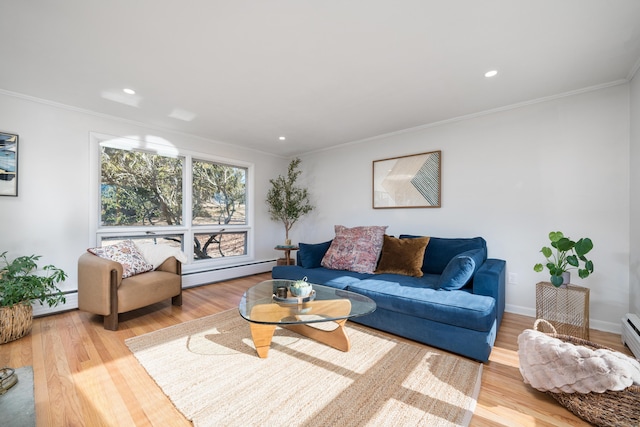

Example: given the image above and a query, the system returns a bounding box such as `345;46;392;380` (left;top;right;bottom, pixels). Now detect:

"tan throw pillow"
374;235;430;277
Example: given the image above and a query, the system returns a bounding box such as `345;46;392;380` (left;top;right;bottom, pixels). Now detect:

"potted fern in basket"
0;251;67;343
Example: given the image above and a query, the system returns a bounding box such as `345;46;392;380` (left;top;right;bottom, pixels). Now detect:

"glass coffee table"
239;279;376;358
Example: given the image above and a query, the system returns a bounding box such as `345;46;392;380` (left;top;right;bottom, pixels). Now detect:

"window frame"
89;132;255;273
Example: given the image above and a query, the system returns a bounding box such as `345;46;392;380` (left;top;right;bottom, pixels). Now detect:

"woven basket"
533;319;640;427
0;302;33;344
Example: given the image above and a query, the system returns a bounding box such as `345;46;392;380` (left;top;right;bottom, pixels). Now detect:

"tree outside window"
101;147;183;226
192;160;247;259
98;143;250;262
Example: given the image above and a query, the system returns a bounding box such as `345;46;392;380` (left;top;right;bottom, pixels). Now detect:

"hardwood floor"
1;272;633;426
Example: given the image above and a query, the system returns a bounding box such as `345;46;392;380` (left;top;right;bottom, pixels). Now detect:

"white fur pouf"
518;328;640;393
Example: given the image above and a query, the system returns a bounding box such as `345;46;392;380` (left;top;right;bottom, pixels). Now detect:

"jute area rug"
125;309;482;427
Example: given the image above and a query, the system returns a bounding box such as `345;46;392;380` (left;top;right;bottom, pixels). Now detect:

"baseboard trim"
182;260;275;288
505;304;622;334
33;292;79;317
32;284;623;335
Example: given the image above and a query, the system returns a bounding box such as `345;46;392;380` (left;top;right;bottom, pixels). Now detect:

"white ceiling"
1;1;640;157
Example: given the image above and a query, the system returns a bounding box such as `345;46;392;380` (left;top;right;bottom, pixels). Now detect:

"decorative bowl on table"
289;278;312;298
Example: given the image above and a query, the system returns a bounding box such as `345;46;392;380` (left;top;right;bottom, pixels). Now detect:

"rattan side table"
535;281;590;340
274;246;298;266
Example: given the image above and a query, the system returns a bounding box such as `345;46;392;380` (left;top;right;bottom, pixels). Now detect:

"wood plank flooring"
0;272;633;426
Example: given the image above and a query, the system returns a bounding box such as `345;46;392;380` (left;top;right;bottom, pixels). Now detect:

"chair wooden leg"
104;312;118;331
172;292;182;306
104;269;119;331
172;263;183;306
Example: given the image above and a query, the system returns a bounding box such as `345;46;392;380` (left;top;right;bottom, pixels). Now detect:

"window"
101;234;184;253
191;159;248;260
193;231;247;260
91;133;253;270
192;160;246;225
101;146;184;226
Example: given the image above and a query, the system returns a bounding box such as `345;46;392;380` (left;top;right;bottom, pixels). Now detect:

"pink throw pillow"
321;225;388;273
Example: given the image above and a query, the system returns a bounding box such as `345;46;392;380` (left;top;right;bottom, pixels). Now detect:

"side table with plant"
0;251;67;344
533;231;594;339
533;231;594;287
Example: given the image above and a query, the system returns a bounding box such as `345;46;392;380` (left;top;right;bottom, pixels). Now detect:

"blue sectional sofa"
272;236;506;362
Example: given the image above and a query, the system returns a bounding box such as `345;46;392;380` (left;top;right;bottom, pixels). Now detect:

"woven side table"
535;281;590;340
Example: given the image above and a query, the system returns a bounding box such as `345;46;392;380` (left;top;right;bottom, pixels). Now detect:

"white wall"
0;91;287;296
296;84;630;332
630;69;640;316
1;83;634;331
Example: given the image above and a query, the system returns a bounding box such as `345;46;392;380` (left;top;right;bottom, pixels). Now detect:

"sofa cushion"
370;272;440;289
375;235;430;277
271;266;367;290
87;240;154;278
347;278;496;332
321;225;387;273
400;235;487;275
118;271;181;312
438;249;486;290
298;241;332;268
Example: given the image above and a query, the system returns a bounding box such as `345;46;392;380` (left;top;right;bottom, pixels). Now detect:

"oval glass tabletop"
238;279;376;325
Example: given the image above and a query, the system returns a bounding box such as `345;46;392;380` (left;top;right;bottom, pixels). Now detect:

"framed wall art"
0;132;18;197
373;150;440;209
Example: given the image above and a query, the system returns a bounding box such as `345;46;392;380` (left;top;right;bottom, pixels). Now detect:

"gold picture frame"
372;150;441;209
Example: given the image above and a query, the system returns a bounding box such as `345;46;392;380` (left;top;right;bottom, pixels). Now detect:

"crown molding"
628;55;640;81
308;79;630;155
0;88;284;159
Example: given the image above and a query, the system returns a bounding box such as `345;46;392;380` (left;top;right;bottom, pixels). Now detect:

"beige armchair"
78;253;182;330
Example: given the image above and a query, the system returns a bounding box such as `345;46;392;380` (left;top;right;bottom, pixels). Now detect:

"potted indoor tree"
266;158;314;245
533;231;594;287
0;251;67;343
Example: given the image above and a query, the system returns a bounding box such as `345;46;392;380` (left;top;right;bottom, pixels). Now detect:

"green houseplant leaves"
0;251;67;307
533;231;594;287
266;158;314;243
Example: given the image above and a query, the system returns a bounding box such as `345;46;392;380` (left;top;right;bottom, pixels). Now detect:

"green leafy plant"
0;251;67;307
533;231;594;287
266;158;314;243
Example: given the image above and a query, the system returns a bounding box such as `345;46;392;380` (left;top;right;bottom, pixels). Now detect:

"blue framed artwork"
0;132;18;197
373;150;441;208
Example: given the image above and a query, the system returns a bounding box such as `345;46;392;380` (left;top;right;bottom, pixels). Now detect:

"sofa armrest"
77;252;123;316
472;258;506;327
156;256;181;275
78;252;123;285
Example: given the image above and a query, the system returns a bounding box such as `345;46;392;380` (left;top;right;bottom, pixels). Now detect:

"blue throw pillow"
298;241;332;268
437;249;484;290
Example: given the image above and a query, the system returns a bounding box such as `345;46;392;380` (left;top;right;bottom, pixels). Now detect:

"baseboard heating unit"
621;313;640;359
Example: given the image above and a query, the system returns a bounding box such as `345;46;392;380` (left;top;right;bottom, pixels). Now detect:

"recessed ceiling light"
279;136;286;141
484;70;498;78
123;88;136;95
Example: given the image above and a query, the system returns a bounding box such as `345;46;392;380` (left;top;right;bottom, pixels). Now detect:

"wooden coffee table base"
248;299;352;358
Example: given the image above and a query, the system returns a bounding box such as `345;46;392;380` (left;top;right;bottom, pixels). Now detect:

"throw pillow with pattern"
321;225;388;273
88;240;154;278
